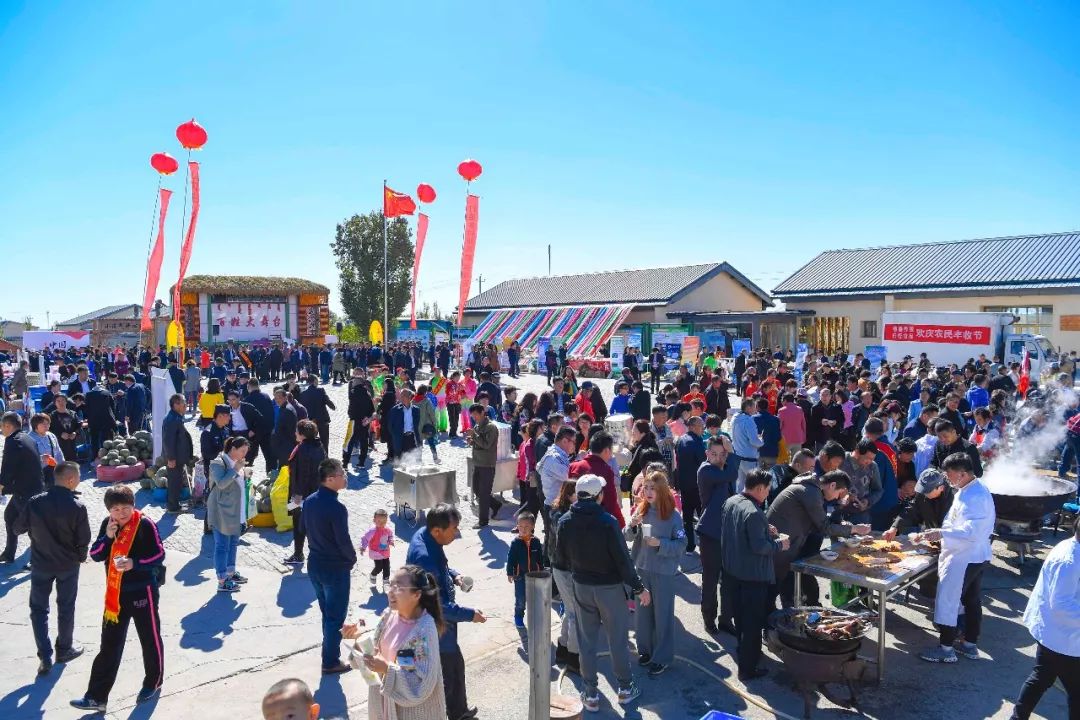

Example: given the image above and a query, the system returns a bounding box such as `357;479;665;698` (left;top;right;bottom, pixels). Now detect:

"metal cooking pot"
991;478;1077;522
768;607;866;655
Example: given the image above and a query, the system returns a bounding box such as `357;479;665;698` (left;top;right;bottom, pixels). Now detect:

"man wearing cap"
883;468;954;580
554;474;651;710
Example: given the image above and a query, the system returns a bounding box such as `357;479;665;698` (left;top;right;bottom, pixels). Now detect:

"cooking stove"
994;517;1041;563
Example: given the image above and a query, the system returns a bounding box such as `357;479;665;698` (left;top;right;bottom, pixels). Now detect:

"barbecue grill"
767;608;872;718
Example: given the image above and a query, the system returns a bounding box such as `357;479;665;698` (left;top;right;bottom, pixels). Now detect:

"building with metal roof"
55;304;141;331
772;231;1080;353
459;261;772;359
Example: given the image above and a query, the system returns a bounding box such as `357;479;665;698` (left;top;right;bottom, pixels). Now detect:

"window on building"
861;320;878;339
983;305;1053;336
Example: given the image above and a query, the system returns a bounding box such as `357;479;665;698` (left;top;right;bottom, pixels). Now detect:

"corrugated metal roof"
56;304;140;327
773;231;1080;297
465;262;771;310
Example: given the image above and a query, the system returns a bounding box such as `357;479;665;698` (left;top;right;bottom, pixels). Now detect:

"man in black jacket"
343;370;375;467
697;435;738;635
71;485;166;712
83;384;118;458
162;394;193;513
629;381;652;421
298;376;336;456
272;388;299;469
1;411;45;564
704;373;731;418
675;416;707;552
931;420;983;477
14;461;90;674
554;474;650;709
245;379;278;471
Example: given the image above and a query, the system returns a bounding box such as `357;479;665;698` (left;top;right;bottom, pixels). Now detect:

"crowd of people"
2;337;1078;719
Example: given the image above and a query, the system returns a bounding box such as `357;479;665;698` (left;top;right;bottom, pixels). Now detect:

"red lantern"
176;118;208;150
457;159;483;182
150;152;179;176
416;183;437;204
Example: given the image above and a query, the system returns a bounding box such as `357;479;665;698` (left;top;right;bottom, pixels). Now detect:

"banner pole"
383;179;389;342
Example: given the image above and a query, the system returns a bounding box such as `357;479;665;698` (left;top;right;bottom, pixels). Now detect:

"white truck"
880;311;1056;378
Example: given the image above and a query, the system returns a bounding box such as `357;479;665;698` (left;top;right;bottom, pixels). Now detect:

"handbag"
526;469;541;488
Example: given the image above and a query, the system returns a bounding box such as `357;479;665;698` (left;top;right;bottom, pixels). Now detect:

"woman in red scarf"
71;486;166;713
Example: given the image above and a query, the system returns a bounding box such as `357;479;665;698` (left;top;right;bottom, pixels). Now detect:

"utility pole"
477;275;485;295
547;244;551;276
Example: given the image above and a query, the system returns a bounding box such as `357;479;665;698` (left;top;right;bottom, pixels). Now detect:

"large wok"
768;607;871;655
990;477;1077;522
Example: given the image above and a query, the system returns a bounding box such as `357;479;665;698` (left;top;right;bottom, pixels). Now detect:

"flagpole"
383;179;389;342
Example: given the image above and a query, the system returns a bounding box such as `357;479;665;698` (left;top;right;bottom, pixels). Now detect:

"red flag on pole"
384;186;416;217
141;188;173;332
457;194;479;326
410;213;429;330
173;160;201;317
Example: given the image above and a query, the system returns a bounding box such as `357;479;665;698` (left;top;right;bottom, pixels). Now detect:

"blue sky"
2;1;1078;326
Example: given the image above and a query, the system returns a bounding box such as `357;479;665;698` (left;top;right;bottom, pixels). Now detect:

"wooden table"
791;533;937;680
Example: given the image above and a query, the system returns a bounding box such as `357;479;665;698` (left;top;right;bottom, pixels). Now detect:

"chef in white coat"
915;452;995;663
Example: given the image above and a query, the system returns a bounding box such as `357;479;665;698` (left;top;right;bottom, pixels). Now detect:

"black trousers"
86;586;164;703
699;534;729;626
722;572;769;675
2;496;28;560
344;420;369;463
166;464;187;511
680;486;701;552
369;558;391;580
516;483;543;518
29;567;80;661
394;432;417;459
88;423;114;459
245;434;277;472
1012;642;1080;719
441;647;469;720
316;420;331;456
473;466;497;524
292;509;306;558
937;561;985;646
778;535;823;608
650;369;661;394
447;404;461;436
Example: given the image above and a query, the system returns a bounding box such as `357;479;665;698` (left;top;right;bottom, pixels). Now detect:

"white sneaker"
581;690;600;713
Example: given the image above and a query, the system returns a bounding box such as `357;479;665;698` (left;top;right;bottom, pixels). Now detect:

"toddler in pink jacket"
360;508;394;590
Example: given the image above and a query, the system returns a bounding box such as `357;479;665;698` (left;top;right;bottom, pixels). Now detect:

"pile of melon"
98;432;153;468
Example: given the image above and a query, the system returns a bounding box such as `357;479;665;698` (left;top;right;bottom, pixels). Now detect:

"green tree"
331;212;415;334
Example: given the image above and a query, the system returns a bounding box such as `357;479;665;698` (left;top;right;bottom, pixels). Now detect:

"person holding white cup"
342;565;447;719
625;470;684;676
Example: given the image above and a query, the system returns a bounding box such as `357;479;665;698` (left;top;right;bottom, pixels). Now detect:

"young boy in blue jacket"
507;512;546;628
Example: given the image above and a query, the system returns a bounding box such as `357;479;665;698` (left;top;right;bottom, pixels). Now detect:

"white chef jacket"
1022;537;1080;657
933;478;996;627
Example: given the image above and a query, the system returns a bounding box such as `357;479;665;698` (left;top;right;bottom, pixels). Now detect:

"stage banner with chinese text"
213;301;286;341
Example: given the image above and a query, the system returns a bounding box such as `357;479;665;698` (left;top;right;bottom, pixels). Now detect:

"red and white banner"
883;323;991;345
22;331;91;352
214;302;285;341
142;188;173;332
173;160;201;316
410;212;429;330
457;194;479;325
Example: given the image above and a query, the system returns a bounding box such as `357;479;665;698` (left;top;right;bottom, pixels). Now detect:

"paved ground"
0;370;1069;719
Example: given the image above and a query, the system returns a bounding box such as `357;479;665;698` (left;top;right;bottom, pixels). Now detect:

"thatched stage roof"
172;275;330;296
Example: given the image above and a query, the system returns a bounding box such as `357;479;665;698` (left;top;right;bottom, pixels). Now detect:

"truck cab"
1003;333;1056;379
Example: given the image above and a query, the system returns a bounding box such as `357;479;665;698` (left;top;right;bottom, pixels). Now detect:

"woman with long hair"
562;366;579;397
342;564;447;720
575;414;594;456
624;471;684;675
547;480;581;674
207;436;250;592
534;391;555;421
515;419;545;519
622;420;662;494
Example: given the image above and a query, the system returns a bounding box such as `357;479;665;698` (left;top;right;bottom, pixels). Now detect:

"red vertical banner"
141;188;173;331
173;160;201;317
457;194;479;326
410;212;429;329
